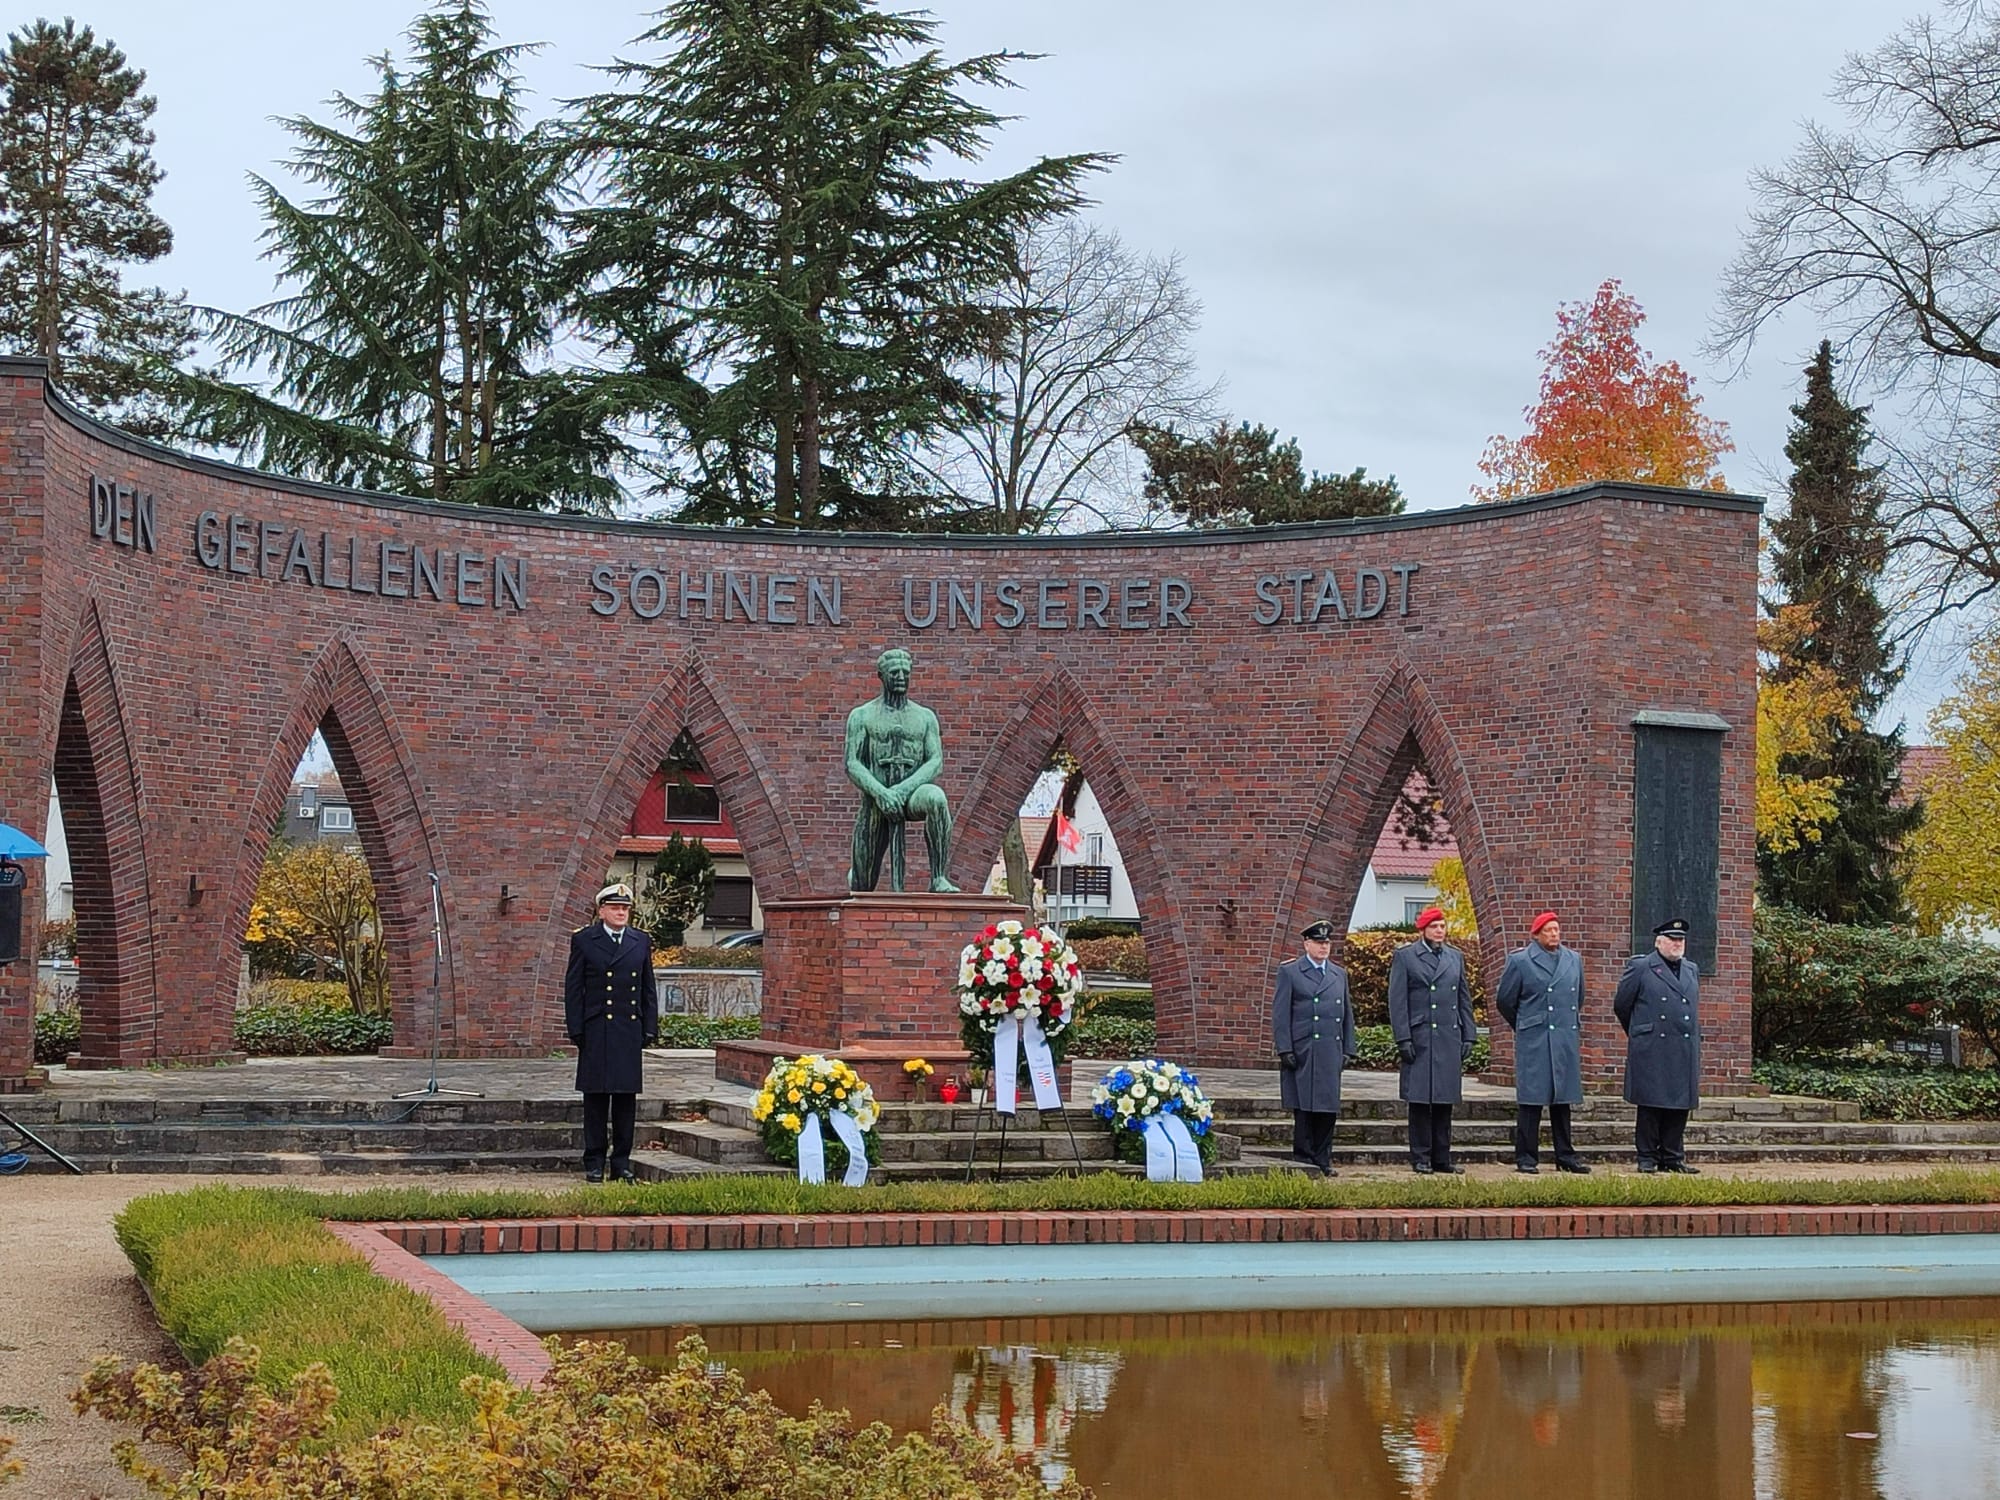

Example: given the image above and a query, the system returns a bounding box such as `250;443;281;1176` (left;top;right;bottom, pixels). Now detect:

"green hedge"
1061;916;1140;940
34;1004;78;1064
1755;1060;2000;1120
116;1186;500;1438
659;944;764;970
232;1002;394;1056
654;1014;760;1048
1752;904;2000;1058
1342;929;1489;1027
1068;935;1147;980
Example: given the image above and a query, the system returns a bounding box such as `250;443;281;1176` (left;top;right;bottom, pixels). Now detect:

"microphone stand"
395;872;481;1101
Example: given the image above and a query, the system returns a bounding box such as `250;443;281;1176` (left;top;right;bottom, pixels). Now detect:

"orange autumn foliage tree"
1475;280;1733;501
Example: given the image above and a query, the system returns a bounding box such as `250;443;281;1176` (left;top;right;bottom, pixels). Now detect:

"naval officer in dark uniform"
564;881;659;1182
1388;906;1476;1173
1614;917;1702;1174
1271;919;1358;1175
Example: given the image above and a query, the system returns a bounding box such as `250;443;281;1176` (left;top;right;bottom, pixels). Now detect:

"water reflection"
566;1299;2000;1499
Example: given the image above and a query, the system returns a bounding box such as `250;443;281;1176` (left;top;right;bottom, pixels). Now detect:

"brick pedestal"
713;892;1029;1091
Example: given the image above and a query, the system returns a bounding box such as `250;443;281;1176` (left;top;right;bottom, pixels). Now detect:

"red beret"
1414;907;1445;931
1529;911;1559;935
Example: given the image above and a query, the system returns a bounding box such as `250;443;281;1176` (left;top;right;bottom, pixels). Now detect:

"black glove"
1279;1051;1298;1070
644;1034;660;1048
566;1033;582;1048
1396;1038;1416;1065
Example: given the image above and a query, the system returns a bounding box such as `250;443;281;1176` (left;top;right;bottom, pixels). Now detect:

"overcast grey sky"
58;0;1951;719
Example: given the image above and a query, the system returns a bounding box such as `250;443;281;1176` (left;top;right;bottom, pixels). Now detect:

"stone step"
1224;1119;1990;1148
7;1122;665;1155
1202;1094;1862;1123
658;1119;771;1166
0;1097;677;1126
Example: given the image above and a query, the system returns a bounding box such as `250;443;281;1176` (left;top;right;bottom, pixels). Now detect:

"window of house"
1403;897;1431;925
666;781;722;822
706;876;753;926
1086;832;1104;865
320;805;354;832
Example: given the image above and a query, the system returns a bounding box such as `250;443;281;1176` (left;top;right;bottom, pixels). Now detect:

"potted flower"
903;1057;935;1101
966;1064;988;1106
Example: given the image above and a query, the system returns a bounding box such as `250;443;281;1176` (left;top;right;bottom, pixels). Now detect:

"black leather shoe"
1667;1163;1701;1175
1411;1162;1434;1175
613;1168;638;1183
1516;1163;1540;1174
1556;1161;1593;1175
1436;1163;1466;1175
584;1171;604;1184
1320;1166;1339;1179
1636;1162;1658;1174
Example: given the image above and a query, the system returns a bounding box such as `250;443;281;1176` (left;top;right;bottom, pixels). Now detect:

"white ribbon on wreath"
797;1110;870;1187
992;1011;1062;1115
1141;1112;1204;1182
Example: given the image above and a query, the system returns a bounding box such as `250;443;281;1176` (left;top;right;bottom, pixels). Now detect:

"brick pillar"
0;359;49;1089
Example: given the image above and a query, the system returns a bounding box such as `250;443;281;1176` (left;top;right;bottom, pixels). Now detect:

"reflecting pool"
566;1298;2000;1499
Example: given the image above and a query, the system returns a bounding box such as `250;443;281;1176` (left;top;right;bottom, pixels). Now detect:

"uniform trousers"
1407;1103;1456;1168
1514;1103;1581;1168
583;1091;637;1174
1291;1110;1339;1171
1634;1105;1690;1168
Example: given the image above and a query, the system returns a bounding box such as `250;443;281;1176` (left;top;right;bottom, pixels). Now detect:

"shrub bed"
1755;1060;2000;1120
1752;904;2000;1058
657;944;764;970
1067;935;1146;980
33;1003;78;1064
232;1001;394;1056
654;1013;760;1048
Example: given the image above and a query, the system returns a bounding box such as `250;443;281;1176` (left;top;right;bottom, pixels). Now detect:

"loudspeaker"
0;864;21;964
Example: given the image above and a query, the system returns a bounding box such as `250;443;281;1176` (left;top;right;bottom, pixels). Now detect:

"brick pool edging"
331;1203;2000;1387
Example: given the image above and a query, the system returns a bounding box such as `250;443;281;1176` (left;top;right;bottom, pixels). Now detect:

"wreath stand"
962;1086;1089;1181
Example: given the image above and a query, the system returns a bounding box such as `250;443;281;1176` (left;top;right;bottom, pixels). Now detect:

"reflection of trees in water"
1753;1338;1884;1500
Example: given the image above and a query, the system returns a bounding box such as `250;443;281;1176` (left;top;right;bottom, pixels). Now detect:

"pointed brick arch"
955;667;1196;1049
222;636;452;1052
534;650;803;1032
1277;660;1505;981
51;601;161;1066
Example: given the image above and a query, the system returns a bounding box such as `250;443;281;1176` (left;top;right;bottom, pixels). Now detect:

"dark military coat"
564;921;659;1095
1613;950;1701;1110
1388;939;1476;1105
1271;954;1357;1113
1495;942;1585;1106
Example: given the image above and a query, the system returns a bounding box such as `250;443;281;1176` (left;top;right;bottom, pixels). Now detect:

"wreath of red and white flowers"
955;919;1083;1063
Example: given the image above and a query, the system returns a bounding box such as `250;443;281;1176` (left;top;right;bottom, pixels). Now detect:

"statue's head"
877;647;913;691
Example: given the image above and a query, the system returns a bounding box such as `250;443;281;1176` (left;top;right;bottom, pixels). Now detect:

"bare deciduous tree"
918;219;1220;534
1712;1;2000;631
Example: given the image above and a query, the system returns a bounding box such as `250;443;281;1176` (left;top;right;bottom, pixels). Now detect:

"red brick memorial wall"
0;357;1760;1088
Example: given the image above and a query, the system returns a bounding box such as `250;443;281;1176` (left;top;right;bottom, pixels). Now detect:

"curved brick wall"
0;357;1759;1085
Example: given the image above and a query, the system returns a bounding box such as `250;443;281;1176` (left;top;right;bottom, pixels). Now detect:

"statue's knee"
909;785;948;817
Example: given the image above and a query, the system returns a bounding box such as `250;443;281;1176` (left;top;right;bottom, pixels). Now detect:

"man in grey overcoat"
1613;917;1702;1174
1271;919;1357;1176
1388;907;1476;1174
1495;910;1590;1174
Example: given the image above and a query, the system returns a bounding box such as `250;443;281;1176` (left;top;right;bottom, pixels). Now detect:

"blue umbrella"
0;822;48;859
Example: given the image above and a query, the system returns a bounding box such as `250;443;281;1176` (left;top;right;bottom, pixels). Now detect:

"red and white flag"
1053;809;1083;855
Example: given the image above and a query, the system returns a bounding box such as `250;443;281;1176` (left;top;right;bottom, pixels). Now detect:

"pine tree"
1759;340;1921;923
0;18;191;436
569;0;1105;527
1129;420;1403;527
177;2;617;510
